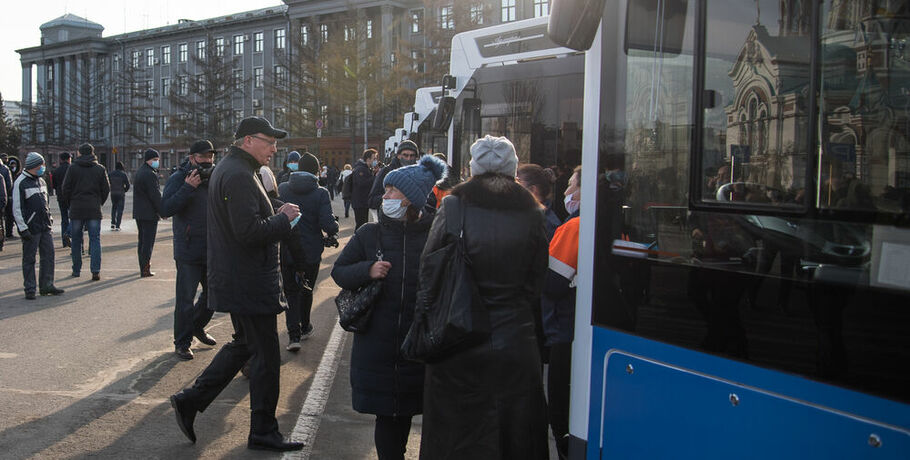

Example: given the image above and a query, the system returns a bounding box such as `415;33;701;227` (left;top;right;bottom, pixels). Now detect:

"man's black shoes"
39;286;64;296
25;292;36;300
175;347;194;360
170;393;197;443
194;331;217;346
248;431;304;452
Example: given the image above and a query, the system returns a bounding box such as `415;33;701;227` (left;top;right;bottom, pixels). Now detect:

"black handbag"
401;195;489;362
335;226;384;333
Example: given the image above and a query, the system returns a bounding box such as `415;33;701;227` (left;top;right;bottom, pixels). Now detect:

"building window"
196;74;206;93
440;5;454;30
254;67;263;88
411;9;423;33
343;105;351;128
162;78;171;96
321;62;328;83
145;80;154;98
196;40;206;60
233;35;244;55
253;32;263;52
215;37;225;57
533;0;549;17
131;50;141;68
146;48;155;66
161;45;171;65
233;109;244;125
471;3;484;24
178;75;188;95
274;28;286;50
146;116;155;136
301;25;310;46
390;52;396;65
274;107;286;127
320;24;328;42
344;24;354;41
113;54;120;72
178;43;187;63
161;116;170;136
233;69;243;90
274;65;287;87
411;50;424;73
366;19;373;39
501;0;516;22
253;108;264;117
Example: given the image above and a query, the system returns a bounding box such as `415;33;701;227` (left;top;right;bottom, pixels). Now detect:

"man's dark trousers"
22;230;55;295
56;198;70;240
282;261;319;340
353;207;369;230
110;194;125;228
4;201;13;237
179;313;282;435
137;219;158;269
174;262;215;349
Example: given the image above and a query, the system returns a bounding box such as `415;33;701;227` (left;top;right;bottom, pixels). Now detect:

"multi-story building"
17;0;551;170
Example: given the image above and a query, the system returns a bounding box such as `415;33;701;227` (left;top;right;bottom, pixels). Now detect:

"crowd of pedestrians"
4;114;585;458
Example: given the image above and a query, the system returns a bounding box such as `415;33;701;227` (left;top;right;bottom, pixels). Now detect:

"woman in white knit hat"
419;135;549;459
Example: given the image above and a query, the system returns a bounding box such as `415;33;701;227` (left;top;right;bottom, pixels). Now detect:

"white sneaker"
286;341;301;352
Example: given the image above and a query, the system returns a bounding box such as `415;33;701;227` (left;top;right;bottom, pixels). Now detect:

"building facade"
17;0;552;170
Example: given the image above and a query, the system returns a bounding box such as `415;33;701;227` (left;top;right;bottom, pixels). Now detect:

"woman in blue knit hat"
332;153;447;460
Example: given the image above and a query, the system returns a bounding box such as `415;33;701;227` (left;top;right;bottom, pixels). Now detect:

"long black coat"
331;211;433;417
207;146;292;315
419;174;550;460
161;160;208;264
132;163;161;220
61;154;110;220
350;159;373;209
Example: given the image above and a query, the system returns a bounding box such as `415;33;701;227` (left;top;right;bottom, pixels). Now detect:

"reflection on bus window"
697;0;811;210
819;2;910;214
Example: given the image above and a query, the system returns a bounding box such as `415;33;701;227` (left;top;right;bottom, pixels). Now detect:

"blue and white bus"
549;0;910;457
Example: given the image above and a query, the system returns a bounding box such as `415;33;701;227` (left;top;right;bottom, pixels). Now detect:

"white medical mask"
150;160;160;169
382;198;408;220
564;193;580;215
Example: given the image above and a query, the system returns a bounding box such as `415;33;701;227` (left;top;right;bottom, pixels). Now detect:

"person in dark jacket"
332;154;446;460
61;143;110;281
52;152;72;246
0;167;5;250
420;135;549;460
340;164;353;217
108;161;130;230
169;117;304;452
541;166;582;460
13;153;64;299
133;149;163;277
276;150;300;185
277;151;339;350
367;140;419;211
1;153;15;242
351;148;378;230
161;140;218;361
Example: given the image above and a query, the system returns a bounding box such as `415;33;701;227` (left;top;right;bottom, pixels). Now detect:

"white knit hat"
469;135;518;177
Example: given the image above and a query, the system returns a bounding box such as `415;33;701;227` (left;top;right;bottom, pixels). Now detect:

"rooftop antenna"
755;0;761;26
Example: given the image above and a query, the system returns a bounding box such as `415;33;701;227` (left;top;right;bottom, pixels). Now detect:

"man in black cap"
170;117;304;452
53;152;72;246
108;161;130;230
161;140;218;361
61;143;110;281
367;139;420;210
133;148;163;277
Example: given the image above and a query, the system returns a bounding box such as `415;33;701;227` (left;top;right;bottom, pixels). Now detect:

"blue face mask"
288;163;299;171
37;166;46;176
150;160;160;169
289;214;301;228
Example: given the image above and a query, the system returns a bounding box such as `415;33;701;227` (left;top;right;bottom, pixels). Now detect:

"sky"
1;0;282;104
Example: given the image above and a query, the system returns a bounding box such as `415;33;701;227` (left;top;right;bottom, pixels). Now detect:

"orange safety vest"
548;216;579;283
432;186;450;209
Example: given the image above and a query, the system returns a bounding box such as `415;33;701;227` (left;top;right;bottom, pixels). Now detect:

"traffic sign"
315;119;324;129
317;128;322;138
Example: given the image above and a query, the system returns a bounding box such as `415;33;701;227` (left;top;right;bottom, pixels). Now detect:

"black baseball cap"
190;139;216;154
234;117;287;140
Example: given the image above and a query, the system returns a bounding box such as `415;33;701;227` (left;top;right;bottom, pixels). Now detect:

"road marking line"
284;320;347;460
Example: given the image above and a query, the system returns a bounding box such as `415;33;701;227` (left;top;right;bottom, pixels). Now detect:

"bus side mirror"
433;96;456;132
548;0;606;51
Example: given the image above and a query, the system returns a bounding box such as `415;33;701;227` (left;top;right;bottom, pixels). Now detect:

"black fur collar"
451;173;539;212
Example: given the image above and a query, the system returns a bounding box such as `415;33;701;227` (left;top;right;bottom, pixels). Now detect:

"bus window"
818;3;910;216
695;0;811;211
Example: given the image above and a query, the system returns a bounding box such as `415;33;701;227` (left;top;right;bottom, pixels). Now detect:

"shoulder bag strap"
443;195;464;239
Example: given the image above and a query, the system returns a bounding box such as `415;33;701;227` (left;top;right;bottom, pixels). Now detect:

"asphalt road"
0;191;423;459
